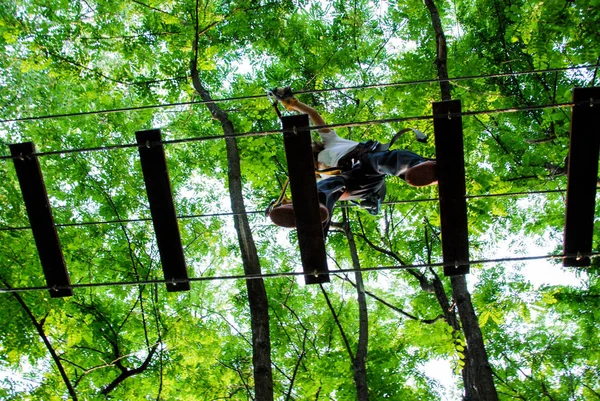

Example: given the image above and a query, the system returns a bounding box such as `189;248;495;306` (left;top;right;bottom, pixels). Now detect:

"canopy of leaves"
0;0;598;399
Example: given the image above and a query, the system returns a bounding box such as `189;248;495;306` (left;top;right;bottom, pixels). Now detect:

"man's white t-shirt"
317;130;359;168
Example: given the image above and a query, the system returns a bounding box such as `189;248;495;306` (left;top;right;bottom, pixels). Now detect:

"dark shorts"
317;149;426;236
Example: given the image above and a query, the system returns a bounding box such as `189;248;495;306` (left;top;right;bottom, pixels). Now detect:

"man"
268;88;437;235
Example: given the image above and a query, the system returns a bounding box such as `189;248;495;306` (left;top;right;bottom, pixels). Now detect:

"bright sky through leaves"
0;0;599;399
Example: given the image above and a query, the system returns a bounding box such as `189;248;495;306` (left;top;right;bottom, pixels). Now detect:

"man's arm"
277;95;331;134
285;101;331;134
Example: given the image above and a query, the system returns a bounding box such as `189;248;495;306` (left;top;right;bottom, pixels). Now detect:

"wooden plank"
10;142;72;297
136;129;190;291
432;100;470;276
563;87;600;267
281;115;330;284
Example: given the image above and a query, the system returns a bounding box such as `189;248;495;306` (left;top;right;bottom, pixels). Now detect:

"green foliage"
0;0;598;399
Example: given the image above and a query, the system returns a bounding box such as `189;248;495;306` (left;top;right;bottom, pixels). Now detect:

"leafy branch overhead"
0;0;599;400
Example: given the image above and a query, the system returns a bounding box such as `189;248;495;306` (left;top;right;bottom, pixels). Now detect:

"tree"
190;0;274;398
423;0;499;398
0;0;598;400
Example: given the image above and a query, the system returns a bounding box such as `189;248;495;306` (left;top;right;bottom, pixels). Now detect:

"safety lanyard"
273;177;290;208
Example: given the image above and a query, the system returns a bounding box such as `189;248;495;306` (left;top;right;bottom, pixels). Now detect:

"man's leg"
269;176;345;237
316;176;346;237
363;150;437;187
404;160;437;187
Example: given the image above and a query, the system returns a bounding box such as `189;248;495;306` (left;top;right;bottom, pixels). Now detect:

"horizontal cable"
0;129;281;160
341;189;568;208
0;210;265;231
0;189;569;232
0;252;597;295
2;100;593;162
465;189;567;199
0;65;595;124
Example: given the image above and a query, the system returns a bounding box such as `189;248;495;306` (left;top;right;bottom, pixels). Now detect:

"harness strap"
376;128;427;151
272;101;283;120
274;177;290;207
316;167;343;175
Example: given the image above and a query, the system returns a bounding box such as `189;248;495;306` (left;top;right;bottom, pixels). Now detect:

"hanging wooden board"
432;100;470;276
137;129;190;291
281;115;330;284
10;142;73;297
563;87;600;267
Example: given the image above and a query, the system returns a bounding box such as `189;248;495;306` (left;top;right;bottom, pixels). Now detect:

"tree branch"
473;115;514;158
2;279;78;400
424;0;451;100
276;299;320;353
151;284;165;401
130;0;172;15
357;216;434;293
335;273;442;324
342;211;369;401
582;383;600;400
285;332;307;401
211;309;253;346
43;48;172;87
319;283;355;361
101;343;159;395
217;359;255;401
87;177;152;349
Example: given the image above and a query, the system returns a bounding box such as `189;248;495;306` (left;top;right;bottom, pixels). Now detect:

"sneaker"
269;203;329;228
405;161;438;187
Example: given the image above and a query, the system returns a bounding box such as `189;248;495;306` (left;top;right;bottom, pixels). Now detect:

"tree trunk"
423;0;452;102
344;217;369;401
451;276;499;400
190;17;273;398
225;137;274;400
423;1;499;399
